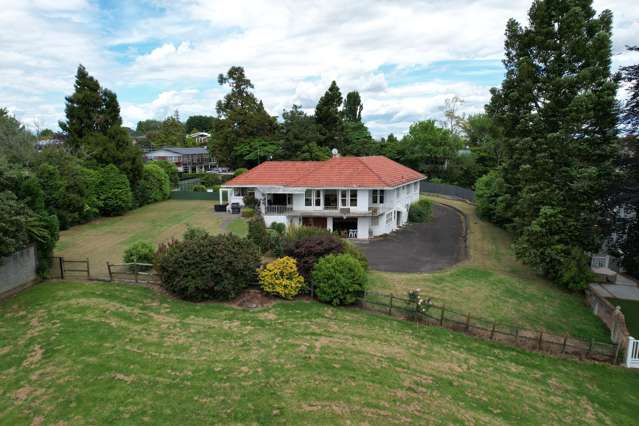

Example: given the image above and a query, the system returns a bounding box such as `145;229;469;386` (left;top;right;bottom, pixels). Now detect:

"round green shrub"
233;168;248;177
341;240;368;271
200;173;223;187
136;163;170;206
268;229;284;257
123;241;155;264
192;184;207;192
312;254;367;305
243;192;257;208
151;160;178;187
97;164;133;216
158;234;261;301
269;222;286;235
248;215;270;253
241;207;255;218
408;198;433;223
183;225;209;241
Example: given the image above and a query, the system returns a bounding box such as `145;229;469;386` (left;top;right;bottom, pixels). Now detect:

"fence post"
440;305;445;326
514;328;519;344
465;313;471;332
59;257;65;280
415;300;420;323
614;341;621;364
586;339;593;358
86;257;90;279
107;262;113;282
134;263;139;283
389;294;394;315
537;331;544;350
561;335;568;354
490;322;496;340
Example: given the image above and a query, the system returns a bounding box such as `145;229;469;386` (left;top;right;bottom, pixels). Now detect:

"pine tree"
621;46;639;133
59;65;102;151
609;46;639;277
315;81;344;152
486;0;619;289
343;91;363;122
60;65;143;185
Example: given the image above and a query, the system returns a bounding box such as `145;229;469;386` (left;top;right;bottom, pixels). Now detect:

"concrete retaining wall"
0;246;38;299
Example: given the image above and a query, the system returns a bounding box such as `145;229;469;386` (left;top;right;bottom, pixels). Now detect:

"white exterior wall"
292;193;305;210
264;215;288;228
357;217;370;240
354;190;369;212
221;182;422;239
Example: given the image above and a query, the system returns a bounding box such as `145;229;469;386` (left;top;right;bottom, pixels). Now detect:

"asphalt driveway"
357;204;466;273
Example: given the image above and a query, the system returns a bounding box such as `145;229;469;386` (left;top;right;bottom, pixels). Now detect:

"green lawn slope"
1;282;637;424
370;196;609;341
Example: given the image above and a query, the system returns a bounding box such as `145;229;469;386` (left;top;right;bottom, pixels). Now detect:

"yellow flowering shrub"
258;256;304;299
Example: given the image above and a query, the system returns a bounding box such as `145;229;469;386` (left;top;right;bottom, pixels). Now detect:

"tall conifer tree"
486;0;619;288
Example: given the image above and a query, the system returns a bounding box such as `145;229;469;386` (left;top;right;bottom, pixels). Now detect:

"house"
35;138;63;150
188;132;211;145
220;155;425;239
144;147;215;173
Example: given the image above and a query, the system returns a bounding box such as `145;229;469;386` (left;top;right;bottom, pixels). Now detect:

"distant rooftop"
147;147;209;155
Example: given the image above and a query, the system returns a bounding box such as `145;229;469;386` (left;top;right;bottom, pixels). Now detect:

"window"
233;188;248;197
372;189;385;204
314;190;321;207
340;190;358;207
287;194;293;206
305;190;312;206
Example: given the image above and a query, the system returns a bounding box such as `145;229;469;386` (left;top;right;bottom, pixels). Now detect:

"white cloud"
1;0;638;136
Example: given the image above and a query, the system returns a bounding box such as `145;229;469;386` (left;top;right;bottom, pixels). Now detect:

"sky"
1;0;638;138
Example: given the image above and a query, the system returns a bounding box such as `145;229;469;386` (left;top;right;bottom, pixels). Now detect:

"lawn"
609;299;639;338
54;200;246;278
369;196;609;341
1;282;637;424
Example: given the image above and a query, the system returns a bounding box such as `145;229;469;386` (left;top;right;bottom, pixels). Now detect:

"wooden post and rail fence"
359;290;624;364
46;256;637;367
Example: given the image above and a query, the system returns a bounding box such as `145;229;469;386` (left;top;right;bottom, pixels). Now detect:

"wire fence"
359;291;621;364
106;262;161;284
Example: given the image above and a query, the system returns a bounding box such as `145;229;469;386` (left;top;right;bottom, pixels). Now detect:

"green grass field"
1;282;637;424
369;196;609;341
54;200;246;278
609;299;639;338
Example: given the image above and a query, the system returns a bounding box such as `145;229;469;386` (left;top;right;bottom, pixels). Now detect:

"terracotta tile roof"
224;156;425;188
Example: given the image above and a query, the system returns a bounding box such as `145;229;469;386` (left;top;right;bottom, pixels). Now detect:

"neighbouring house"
35;138;64;150
220;155;425;239
188;132;211;145
592;204;637;278
144;147;215;173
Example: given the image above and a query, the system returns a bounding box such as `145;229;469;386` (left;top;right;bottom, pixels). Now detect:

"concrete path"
590;282;639;302
356;204;465;273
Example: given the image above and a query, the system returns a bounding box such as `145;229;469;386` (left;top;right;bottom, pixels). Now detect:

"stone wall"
586;289;630;347
0;246;38;299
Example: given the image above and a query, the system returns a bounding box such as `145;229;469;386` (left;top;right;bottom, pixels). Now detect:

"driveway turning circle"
356;204;466;273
